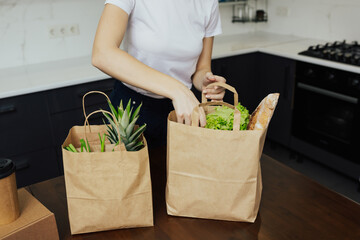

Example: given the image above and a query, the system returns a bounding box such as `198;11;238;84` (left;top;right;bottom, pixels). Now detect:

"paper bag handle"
84;109;126;151
201;82;238;107
82;91;111;124
193;82;240;131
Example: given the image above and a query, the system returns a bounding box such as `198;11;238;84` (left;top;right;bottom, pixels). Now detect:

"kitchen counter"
213;32;360;73
1;31;360;100
0;56;108;99
26;150;360;240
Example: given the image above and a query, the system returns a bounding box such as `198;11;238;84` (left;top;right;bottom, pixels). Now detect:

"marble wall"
0;0;103;69
220;0;360;41
260;0;360;41
0;0;359;69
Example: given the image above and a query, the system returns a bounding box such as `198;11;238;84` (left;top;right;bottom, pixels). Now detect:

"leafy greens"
205;103;250;130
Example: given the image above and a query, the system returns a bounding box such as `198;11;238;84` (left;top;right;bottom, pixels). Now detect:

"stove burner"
299;40;360;66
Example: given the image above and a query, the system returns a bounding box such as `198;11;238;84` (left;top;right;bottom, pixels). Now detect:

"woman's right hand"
171;86;206;127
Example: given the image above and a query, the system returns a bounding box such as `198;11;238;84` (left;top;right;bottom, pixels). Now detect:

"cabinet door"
257;53;295;147
48;79;114;174
0;93;53;157
52;104;109;174
12;148;59;188
47;78;114;114
212;54;260;112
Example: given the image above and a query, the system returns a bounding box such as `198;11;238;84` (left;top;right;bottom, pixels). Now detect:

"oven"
292;61;360;163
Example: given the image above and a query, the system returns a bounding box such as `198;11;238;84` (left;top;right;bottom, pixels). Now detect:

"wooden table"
27;147;360;240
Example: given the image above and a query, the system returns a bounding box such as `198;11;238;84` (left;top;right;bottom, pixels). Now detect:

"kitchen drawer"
47;78;114;114
0;93;53;157
12;148;59;188
51;102;109;146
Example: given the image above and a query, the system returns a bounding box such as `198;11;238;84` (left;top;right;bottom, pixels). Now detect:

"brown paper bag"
62;93;153;234
166;82;267;222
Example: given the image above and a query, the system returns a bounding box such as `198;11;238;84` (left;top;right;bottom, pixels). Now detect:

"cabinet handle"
0;105;16;114
15;159;29;171
297;82;358;104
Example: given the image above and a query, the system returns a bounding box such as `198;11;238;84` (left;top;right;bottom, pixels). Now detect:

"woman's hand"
201;72;226;101
172;85;206;127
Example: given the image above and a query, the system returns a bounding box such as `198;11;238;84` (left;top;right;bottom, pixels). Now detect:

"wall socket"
276;6;289;17
48;24;80;38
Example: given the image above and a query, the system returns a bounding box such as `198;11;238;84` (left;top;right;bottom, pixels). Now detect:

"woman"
92;0;226;148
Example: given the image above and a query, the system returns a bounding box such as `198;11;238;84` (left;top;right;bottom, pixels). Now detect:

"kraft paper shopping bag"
166;82;276;222
62;92;153;234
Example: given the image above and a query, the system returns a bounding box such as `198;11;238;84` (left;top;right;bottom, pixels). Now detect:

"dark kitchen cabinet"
201;53;295;148
47;78;115;174
193;53;260;111
47;79;114;114
257;53;296;147
11;148;59;188
0;92;58;187
47;79;114;145
211;53;261;112
0;93;53;157
0;78;115;187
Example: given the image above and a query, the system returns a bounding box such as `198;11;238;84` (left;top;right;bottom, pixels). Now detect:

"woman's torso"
110;0;221;98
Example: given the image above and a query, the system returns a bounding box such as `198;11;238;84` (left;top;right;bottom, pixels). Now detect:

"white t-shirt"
104;0;222;98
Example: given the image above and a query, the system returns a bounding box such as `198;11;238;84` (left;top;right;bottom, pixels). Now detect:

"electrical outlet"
69;24;80;35
276;6;289;17
48;24;80;38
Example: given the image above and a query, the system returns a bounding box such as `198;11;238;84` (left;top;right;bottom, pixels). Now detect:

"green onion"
80;139;87;152
86;139;91;152
69;144;78;152
99;133;106;152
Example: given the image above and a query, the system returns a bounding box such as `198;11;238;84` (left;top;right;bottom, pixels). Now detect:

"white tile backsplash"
0;0;103;69
259;0;360;41
0;0;359;69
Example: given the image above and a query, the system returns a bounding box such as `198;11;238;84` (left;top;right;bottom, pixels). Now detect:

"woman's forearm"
191;37;214;92
92;4;188;101
92;44;202;125
92;4;206;125
191;37;226;101
92;46;188;100
192;68;212;92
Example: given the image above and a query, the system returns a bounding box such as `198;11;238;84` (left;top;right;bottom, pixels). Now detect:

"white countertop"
1;32;360;99
213;32;360;73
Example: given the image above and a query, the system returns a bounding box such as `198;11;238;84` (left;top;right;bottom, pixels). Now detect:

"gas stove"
299;40;360;66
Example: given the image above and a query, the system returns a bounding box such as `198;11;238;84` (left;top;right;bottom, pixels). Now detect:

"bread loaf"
247;93;280;130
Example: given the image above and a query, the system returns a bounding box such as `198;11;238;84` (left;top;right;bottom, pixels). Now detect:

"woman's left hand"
202;72;226;101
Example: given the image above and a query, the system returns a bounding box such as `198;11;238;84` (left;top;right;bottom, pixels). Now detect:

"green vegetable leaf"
86;139;91;152
205;103;249;131
69;144;78;153
107;100;118;119
131;102;142;122
80;139;87;152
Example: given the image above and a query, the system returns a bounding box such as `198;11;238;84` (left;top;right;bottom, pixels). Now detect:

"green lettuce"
205;103;250;130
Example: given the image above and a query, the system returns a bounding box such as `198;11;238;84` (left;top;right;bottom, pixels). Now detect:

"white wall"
0;0;103;69
1;0;360;69
219;4;263;35
220;0;360;41
258;0;360;41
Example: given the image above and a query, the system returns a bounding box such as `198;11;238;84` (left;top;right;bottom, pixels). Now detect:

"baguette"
247;93;280;130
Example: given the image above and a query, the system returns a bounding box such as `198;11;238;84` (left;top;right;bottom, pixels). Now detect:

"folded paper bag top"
0;158;20;225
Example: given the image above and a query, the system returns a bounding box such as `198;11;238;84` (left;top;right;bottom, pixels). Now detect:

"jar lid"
0;158;15;179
